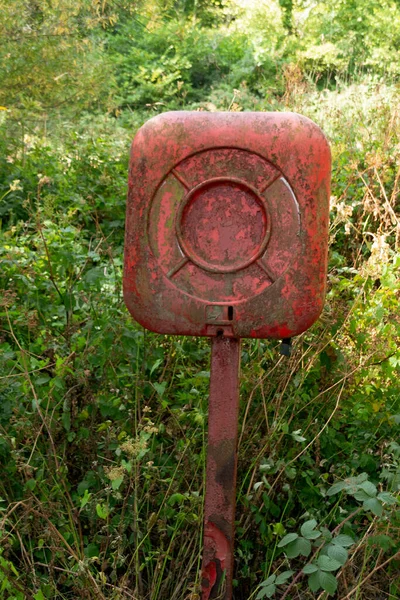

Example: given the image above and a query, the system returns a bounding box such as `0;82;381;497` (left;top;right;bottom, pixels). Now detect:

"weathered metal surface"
201;335;240;600
124;111;331;339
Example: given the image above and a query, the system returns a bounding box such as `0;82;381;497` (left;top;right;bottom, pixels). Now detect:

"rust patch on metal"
213;440;236;497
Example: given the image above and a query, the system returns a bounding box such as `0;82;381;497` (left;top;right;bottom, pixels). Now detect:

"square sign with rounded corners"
124;111;331;339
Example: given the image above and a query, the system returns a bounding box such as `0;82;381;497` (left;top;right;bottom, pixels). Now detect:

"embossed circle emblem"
147;147;300;303
176;177;271;273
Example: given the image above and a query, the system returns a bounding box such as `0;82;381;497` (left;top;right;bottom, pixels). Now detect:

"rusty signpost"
123;112;331;599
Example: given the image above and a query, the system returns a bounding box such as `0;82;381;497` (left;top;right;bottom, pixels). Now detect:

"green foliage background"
0;1;399;599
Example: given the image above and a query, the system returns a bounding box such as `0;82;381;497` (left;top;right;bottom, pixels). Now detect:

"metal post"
201;335;241;600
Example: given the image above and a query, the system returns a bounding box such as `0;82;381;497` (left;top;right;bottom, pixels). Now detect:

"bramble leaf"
377;492;398;505
326;481;348;496
358;480;377;497
308;571;321;592
301;519;321;540
303;563;318;574
275;570;294;584
353;489;371;502
277;533;298;547
260;575;276;586
317;555;342;572
256;584;276;599
363;497;383;516
319;571;338;595
332;534;355;547
327;544;348;565
285;537;311;558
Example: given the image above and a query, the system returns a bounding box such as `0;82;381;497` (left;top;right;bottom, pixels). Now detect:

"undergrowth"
0;3;400;598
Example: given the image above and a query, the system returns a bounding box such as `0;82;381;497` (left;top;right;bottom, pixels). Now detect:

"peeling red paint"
202;522;230;600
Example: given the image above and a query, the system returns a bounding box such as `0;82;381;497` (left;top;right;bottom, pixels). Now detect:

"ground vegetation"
0;1;399;598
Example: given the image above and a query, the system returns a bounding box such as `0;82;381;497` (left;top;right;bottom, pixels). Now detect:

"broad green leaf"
332;534;355;547
84;543;99;558
358;480;377;497
285;466;296;479
327;474;369;496
121;459;132;474
317;555;342;572
277;532;298;547
153;382;166;397
168;493;185;506
353;489;371;502
111;477;123;490
308;571;321;592
320;526;333;542
256;584;275;599
327;544;348;565
84;267;103;285
33;592;45;600
260;575;276;586
285;537;311;558
363;497;383;516
326;480;348;496
96;503;109;519
319;571;338;595
275;570;294;585
377;492;398;505
301;519;321;540
301;519;317;534
303;563;318;574
25;479;36;491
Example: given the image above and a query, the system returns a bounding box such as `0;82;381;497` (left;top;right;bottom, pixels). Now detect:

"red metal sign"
124;111;330;340
123;111;331;600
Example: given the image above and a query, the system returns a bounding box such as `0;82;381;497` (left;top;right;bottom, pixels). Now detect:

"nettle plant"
256;474;398;598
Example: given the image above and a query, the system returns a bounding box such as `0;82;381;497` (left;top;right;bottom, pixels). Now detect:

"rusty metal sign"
123;111;331;599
